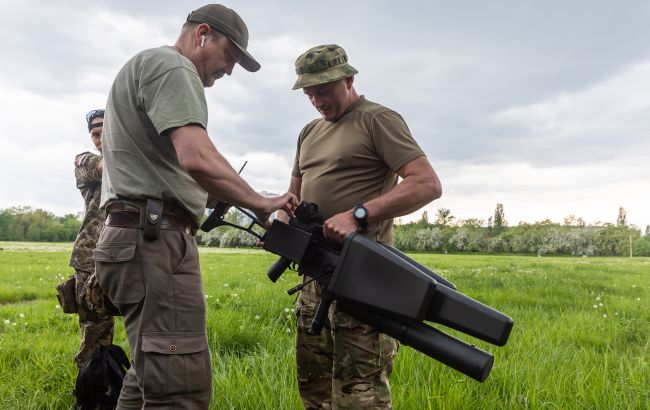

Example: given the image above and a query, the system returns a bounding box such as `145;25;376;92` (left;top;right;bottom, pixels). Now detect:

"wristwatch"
352;204;369;231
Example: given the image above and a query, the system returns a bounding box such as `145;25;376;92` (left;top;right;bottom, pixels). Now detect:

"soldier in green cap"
283;44;443;409
96;4;297;409
69;109;115;370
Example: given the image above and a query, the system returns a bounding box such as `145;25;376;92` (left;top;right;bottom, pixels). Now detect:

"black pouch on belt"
143;198;163;241
56;274;78;314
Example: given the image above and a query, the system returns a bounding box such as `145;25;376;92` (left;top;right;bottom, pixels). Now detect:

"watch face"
353;207;367;219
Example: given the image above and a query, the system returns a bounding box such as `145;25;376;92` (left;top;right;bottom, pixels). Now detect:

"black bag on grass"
74;344;130;410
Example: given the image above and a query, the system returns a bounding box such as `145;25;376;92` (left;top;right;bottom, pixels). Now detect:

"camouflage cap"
292;44;358;90
187;4;260;72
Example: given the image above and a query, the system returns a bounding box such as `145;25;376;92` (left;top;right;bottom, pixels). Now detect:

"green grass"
0;245;648;409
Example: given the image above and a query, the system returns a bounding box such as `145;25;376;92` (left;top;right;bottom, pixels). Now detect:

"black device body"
202;201;514;382
260;202;513;382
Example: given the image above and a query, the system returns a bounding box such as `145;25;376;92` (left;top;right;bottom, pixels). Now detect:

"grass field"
0;242;648;409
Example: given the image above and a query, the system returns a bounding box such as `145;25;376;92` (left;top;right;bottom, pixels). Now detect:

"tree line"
0;207;81;242
2;205;649;257
392;205;650;256
194;204;650;257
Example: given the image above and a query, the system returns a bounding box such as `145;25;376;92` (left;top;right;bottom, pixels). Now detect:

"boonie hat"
292;44;358;90
187;4;260;72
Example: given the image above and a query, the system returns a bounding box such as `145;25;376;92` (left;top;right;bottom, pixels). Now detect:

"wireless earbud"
200;35;206;48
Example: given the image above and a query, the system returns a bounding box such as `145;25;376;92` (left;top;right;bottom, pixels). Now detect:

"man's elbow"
424;176;442;202
177;152;207;176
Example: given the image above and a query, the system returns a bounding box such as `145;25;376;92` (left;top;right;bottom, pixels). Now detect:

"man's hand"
323;211;359;243
253;192;298;230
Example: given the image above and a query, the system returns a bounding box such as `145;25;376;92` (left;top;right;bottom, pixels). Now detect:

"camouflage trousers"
296;280;398;410
74;269;114;369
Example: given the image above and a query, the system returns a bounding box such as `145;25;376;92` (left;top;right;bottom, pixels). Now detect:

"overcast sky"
1;0;648;229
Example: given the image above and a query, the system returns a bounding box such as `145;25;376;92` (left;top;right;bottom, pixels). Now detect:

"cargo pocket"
296;300;318;331
94;242;144;304
334;309;383;379
141;332;211;398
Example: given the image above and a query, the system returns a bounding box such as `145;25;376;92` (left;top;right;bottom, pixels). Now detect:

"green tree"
616;207;627;226
635;236;650;256
417;211;430;228
0;209;11;240
434;208;454;227
493;203;507;233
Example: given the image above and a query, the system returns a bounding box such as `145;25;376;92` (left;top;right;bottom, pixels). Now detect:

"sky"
0;0;649;229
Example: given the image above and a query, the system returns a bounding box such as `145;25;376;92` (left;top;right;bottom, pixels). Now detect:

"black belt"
105;201;196;235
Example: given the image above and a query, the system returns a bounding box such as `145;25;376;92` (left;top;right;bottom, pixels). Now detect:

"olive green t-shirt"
101;46;208;224
292;96;425;244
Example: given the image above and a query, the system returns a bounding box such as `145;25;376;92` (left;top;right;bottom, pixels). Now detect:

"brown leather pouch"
143;198;163;241
56;274;78;314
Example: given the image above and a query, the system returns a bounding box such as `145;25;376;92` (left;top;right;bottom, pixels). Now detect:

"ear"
196;23;211;45
345;76;354;89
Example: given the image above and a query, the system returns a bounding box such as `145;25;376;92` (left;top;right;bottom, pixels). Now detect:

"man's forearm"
171;125;266;212
365;178;438;222
188;157;265;212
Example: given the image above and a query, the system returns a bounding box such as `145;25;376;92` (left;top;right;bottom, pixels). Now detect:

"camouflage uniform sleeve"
74;152;101;189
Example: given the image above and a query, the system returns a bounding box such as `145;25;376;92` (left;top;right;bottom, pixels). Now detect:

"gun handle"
307;291;334;336
200;202;230;232
268;256;292;283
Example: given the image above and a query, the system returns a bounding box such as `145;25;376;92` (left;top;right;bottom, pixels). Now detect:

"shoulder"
135;46;181;64
138;46;199;80
75;151;98;167
300;118;322;135
298;118;323;143
356;98;409;133
356;97;398;119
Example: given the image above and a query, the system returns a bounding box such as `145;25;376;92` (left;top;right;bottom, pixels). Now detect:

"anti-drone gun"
201;201;514;382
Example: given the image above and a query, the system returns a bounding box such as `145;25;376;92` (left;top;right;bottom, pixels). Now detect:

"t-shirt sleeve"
371;110;425;172
291;120;319;178
291;138;302;178
139;67;208;135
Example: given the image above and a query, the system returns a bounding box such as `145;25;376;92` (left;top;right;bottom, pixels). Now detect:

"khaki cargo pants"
296;280;398;410
95;226;211;409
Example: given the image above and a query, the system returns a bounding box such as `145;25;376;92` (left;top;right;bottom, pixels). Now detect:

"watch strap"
353;204;369;230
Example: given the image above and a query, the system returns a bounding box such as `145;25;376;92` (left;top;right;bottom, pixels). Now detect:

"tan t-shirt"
292;96;425;244
101;46;208;224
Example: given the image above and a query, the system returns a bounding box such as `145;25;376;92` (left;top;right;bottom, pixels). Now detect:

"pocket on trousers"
296;300;317;331
94;242;144;304
333;309;384;379
141;332;211;398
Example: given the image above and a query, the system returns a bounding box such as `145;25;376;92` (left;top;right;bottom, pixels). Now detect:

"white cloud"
220;151;294;193
416;157;650;228
491;61;650;152
0;138;86;215
1;0;649;231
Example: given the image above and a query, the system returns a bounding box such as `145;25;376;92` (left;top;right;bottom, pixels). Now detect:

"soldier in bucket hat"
281;44;443;409
96;4;297;409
